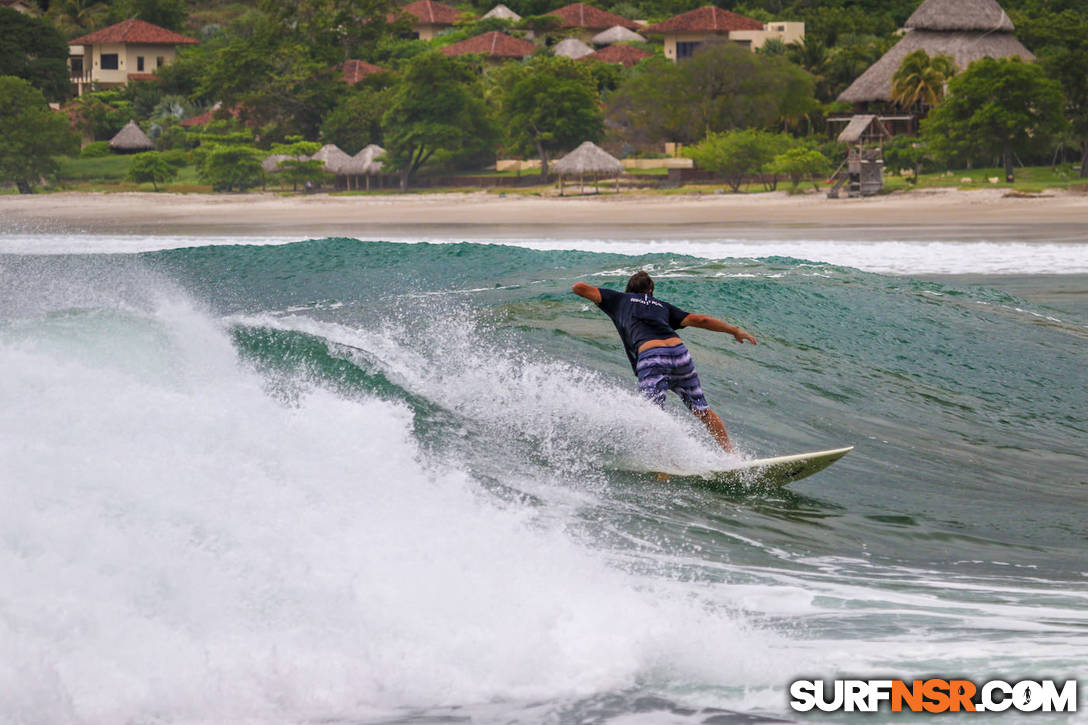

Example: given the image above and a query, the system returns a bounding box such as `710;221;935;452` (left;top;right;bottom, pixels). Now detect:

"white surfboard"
649;446;854;488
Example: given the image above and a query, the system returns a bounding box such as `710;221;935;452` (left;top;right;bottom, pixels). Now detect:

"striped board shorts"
634;343;709;411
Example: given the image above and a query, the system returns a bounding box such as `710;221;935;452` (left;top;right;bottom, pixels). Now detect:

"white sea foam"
0;287;793;724
2;233;1087;275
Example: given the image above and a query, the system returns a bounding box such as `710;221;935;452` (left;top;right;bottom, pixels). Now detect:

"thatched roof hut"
341;145;385;175
591;25;645;45
553;37;595;59
311;144;352;174
261;154;295;173
483;3;520;21
553;141;623;194
339;144;386;190
109;120;154;153
554;141;623;175
906;0;1014;32
838;0;1033;104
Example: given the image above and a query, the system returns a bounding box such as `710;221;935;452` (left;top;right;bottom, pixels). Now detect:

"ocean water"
1;234;1086;724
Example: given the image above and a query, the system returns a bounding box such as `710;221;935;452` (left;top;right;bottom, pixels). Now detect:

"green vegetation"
382;52;494;190
0;76;80;193
127;151;178;190
5;0;1088;194
491;56;603;178
0;8;70;102
891;50;955;109
608;43;817;146
922;57;1066;182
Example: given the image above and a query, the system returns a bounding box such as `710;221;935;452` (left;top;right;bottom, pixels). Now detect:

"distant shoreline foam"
2;232;1087;276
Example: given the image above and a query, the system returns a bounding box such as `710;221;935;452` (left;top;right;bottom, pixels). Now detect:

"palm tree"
892;50;957;110
47;0;110;38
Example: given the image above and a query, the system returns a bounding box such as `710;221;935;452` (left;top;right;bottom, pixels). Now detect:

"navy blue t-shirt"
596;287;690;371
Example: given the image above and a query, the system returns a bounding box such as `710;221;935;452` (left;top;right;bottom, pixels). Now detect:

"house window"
101;53;119;70
137;56;145;71
156;56;165;67
676;41;702;59
71;57;84;75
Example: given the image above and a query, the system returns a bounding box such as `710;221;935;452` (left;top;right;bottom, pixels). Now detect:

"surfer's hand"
734;330;757;345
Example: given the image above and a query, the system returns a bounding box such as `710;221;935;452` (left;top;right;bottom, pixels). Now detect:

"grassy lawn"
54;155;210;192
884;164;1086;193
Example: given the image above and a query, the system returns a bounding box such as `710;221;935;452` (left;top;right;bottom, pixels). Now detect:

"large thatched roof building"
838;0;1034;106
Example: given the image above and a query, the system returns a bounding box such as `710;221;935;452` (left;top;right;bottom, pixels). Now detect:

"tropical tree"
46;0;110;38
127;151;178;191
607;43;815;147
1020;8;1088;176
0;76;80;193
259;0;411;63
891;50;956;109
321;84;391;155
381;52;494;190
267;139;325;190
0;8;70;102
922;57;1066;182
491;56;603;179
108;0;188;30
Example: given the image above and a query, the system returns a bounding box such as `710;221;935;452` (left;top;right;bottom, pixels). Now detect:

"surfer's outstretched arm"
681;314;757;345
571;282;602;304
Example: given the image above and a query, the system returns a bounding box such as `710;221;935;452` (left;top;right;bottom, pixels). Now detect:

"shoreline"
3;187;1088;241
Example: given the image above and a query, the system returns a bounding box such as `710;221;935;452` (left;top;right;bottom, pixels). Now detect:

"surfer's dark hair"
626;271;654;295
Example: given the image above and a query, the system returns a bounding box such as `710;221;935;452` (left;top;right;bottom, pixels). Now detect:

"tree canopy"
922;57;1066;181
381;52;494;190
491;56;603;178
0;76;80;193
0;8;71;102
607;42;816;146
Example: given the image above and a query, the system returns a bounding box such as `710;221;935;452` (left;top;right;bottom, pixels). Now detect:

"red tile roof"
441;31;535;58
582;43;651;67
126;72;161;82
397;0;462;25
548;3;638;30
341;59;386;84
179;103;241;128
70;18;198;45
643;6;764;34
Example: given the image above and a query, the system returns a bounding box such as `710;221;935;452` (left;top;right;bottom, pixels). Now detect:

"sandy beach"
3;187;1087;241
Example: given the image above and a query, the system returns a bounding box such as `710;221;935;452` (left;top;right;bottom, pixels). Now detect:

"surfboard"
648;446;854;488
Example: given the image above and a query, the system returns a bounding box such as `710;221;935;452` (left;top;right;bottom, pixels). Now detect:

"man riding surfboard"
573;270;756;453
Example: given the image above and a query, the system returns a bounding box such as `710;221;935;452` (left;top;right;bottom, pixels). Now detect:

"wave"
3;232;1088;274
2;239;1086;723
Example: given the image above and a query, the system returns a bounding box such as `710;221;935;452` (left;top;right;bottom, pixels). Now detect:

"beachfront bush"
198;144;263;192
127;151;178;191
769;146;830;190
685;129;795;192
159;148;189;168
80;141;111;158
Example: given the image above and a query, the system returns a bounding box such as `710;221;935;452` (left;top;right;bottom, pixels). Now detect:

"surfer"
572;270;756;453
